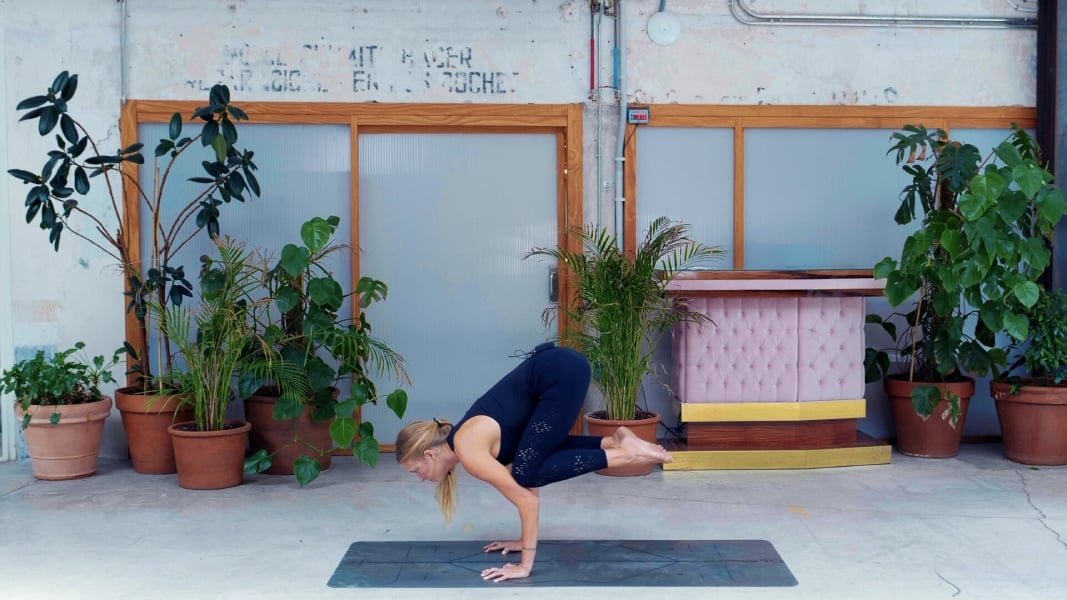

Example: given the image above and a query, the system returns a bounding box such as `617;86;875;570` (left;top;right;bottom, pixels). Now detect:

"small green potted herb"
990;288;1067;465
0;342;121;480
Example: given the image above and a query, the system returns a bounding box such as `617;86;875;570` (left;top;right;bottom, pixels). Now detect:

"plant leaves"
294;456;322;487
244;449;272;474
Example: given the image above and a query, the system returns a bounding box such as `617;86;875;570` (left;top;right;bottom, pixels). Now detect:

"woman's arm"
455;420;540;582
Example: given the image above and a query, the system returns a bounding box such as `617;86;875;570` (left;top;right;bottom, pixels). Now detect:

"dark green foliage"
241;216;409;487
0;342;121;429
866;125;1065;424
7;71;261;386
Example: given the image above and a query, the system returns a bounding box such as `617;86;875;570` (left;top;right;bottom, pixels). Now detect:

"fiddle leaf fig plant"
866;124;1065;423
8;71;261;388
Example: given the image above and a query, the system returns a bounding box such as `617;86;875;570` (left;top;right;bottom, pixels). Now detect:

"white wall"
1;0;1039;455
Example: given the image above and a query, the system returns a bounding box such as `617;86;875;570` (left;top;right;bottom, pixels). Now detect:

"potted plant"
0;342;122;480
526;217;724;475
8;71;262;473
156;237;307;490
990;288;1067;465
866;124;1064;457
242;215;410;487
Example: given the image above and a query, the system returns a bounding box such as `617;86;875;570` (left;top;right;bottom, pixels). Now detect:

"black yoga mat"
327;539;798;588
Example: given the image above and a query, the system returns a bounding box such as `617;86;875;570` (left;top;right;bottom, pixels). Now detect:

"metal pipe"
730;0;1037;29
614;0;627;248
119;0;128;103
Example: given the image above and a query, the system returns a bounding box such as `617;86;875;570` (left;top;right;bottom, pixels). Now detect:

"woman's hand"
481;562;531;582
484;540;522;555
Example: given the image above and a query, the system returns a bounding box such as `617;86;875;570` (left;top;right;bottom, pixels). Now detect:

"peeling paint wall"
1;0;1040;455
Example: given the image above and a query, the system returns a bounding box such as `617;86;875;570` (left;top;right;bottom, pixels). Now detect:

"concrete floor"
1;443;1066;600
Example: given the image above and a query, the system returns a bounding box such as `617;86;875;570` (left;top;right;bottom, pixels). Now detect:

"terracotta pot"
991;380;1067;466
168;420;251;490
15;396;112;480
583;410;662;476
245;391;333;475
115;386;194;474
886;375;974;458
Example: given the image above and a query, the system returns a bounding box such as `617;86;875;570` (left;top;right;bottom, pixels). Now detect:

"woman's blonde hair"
395;419;457;523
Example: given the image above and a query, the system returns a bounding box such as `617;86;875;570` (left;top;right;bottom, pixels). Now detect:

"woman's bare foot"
616;426;674;464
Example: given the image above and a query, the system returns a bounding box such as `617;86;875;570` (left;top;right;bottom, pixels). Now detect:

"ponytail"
396;419;458;523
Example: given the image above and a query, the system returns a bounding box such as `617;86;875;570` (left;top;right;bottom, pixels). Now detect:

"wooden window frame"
622;104;1037;271
118;102;584;379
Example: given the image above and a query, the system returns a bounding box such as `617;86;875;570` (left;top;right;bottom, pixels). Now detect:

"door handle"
549;266;559;303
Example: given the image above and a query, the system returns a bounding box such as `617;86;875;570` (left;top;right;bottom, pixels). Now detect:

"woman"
395;343;673;583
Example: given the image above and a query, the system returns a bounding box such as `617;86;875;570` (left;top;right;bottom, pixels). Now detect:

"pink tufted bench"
663;271;891;469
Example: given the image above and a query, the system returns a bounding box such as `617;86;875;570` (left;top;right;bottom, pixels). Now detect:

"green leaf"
272;394;306;420
294;455;322;487
1012;280;1041;309
275;284;300;313
330;416;357;447
308;277;344;311
354;437;381;467
334;397;358;419
1012;163;1046;199
1036;188;1066;226
911;386;941;418
386;389;408;418
940;229;962;258
1003;311;1030;342
300;217;337;254
169;113;183;140
884;274;919;307
278;244;310;278
244;449;272;474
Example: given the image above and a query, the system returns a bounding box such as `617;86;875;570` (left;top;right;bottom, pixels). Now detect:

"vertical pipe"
1043;1;1067;289
614;0;627;248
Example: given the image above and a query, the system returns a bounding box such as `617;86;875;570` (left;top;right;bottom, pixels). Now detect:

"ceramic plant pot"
886;376;974;458
991;380;1067;466
244;391;333;475
584;410;663;476
169;420;251;490
16;396;112;480
116;386;194;474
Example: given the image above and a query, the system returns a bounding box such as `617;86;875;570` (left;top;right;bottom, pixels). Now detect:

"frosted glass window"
636;127;734;268
744;128;919;270
359;133;559;443
137;123;352;372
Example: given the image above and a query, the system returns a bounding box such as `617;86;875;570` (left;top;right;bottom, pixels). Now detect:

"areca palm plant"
527;217;725;421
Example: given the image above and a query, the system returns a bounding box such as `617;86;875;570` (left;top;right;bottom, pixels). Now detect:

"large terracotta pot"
244;391;333;475
990;380;1067;466
168;420;251;490
115;386;194;474
886;375;974;458
15;396;112;480
583;410;662;476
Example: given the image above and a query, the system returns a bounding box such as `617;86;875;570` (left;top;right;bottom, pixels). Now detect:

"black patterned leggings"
510;347;609;488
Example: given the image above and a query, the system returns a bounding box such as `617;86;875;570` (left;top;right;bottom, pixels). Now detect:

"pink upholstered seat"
673;297;865;403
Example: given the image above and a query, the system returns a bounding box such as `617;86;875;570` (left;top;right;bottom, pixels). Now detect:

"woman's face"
401;453;446;483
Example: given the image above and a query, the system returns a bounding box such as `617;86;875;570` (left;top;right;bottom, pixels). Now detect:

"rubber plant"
8;71;261;388
526;217;724;421
243;215;409;486
865;124;1065;424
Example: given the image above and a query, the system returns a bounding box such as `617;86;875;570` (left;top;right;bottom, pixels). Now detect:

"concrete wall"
1;0;1040;457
